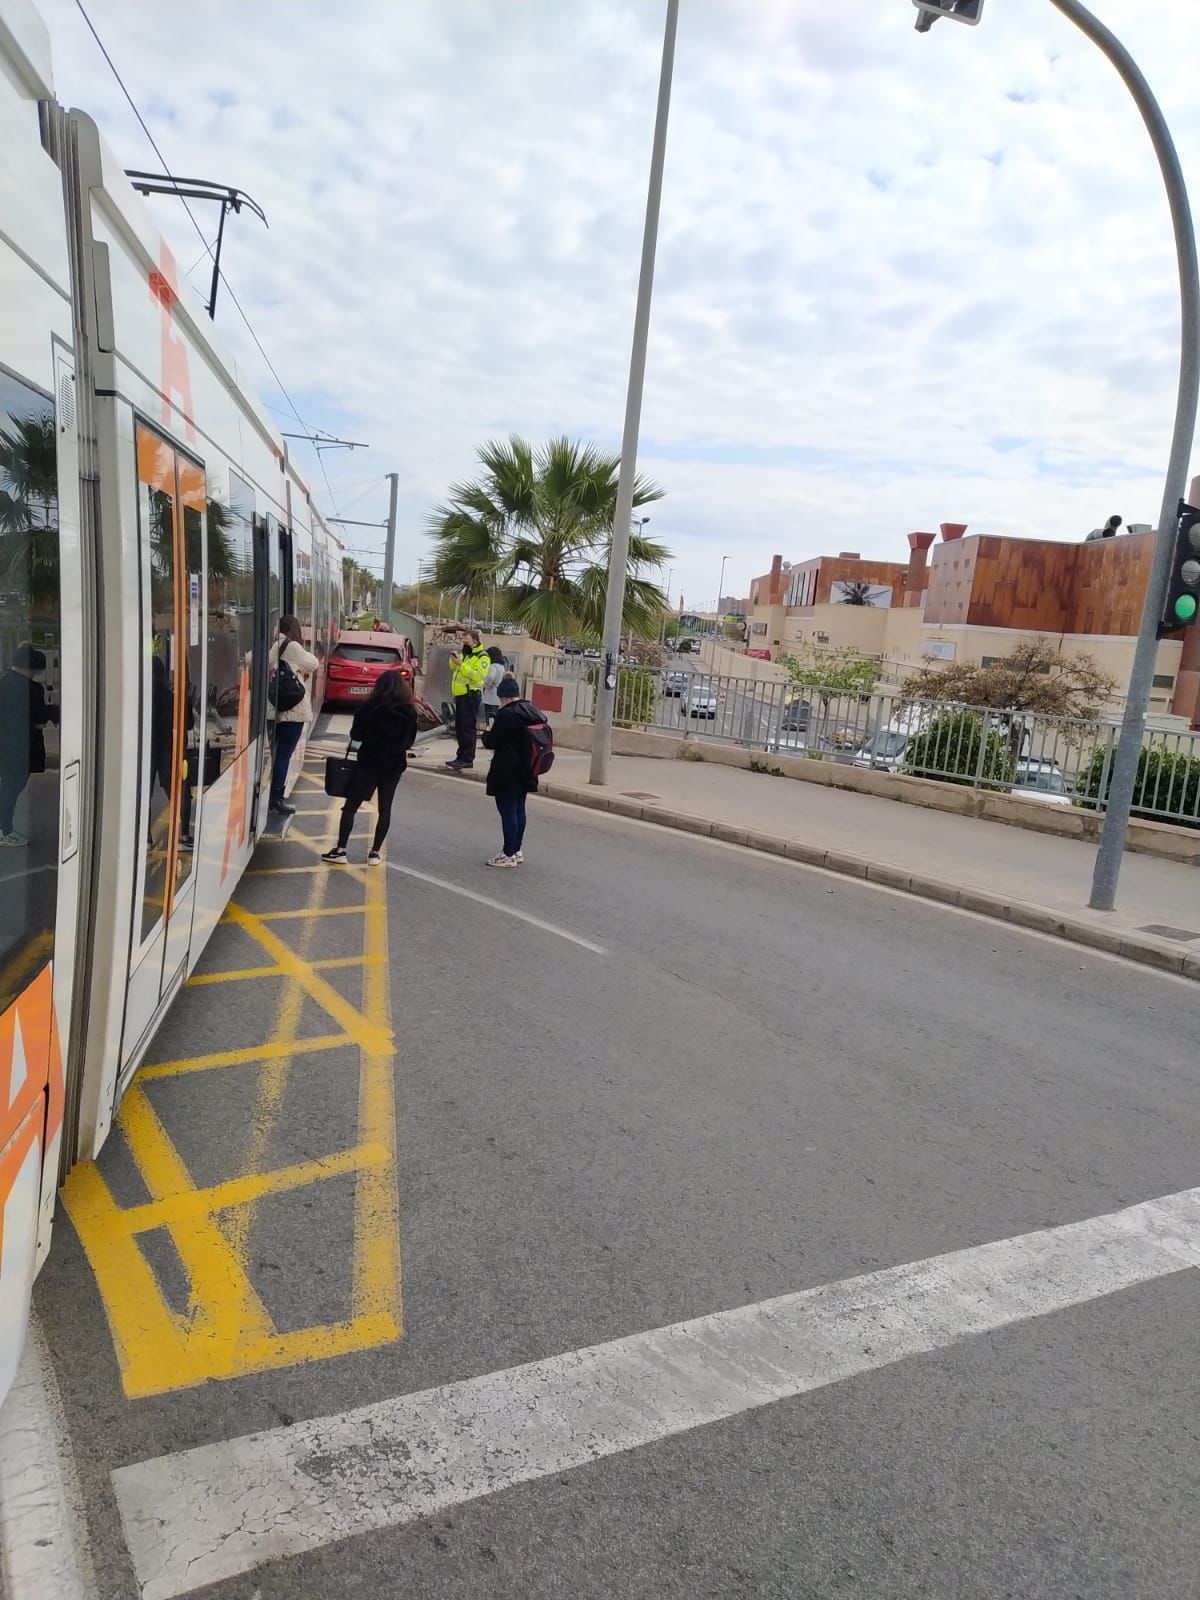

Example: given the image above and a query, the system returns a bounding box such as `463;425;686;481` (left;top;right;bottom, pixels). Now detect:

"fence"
523;654;1200;830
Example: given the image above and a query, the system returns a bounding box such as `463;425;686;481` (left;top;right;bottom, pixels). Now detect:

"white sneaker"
486;853;516;869
367;851;382;865
0;832;28;847
512;851;524;864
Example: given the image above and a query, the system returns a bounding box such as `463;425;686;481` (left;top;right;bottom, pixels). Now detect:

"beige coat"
269;638;319;724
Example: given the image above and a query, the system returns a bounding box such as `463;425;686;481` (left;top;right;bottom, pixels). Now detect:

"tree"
781;645;879;750
0;413;58;610
903;638;1116;721
427;435;668;644
838;581;876;606
782;644;879;697
904;711;1014;789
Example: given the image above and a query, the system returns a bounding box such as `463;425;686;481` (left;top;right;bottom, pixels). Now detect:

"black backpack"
269;655;305;714
526;718;555;780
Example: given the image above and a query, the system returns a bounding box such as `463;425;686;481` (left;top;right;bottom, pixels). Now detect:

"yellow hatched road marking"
138;1033;354;1079
115;1142;391;1234
64;772;404;1395
251;904;367;921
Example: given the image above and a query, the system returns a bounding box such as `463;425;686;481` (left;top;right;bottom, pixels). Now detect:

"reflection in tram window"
204;471;254;783
0;368;61;1017
135;425;200;944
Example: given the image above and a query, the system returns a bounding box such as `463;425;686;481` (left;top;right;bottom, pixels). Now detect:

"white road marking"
0;1319;97;1600
386;861;607;954
114;1185;1200;1599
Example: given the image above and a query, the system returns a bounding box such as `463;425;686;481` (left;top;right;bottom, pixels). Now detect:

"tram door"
0;344;84;1400
126;424;203;1039
251;515;289;832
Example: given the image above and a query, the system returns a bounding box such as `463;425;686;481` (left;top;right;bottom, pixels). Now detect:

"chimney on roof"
905;532;935;608
940;522;967;542
768;553;784;602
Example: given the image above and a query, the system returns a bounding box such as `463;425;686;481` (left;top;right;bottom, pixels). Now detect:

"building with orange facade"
744;522;1194;723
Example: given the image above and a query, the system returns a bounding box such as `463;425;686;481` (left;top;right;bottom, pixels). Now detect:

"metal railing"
522;654;1200;829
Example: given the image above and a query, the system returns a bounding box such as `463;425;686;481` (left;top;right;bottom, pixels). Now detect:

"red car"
325;629;415;706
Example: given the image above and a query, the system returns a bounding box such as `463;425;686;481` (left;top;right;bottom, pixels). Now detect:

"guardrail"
523;654;1200;829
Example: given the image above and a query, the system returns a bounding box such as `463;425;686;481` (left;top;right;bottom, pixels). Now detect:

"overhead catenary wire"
71;0;342;518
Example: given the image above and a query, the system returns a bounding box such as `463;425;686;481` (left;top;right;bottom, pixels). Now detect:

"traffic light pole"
1056;0;1200;911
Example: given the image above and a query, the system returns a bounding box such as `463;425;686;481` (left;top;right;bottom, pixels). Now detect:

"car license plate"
348;685;370;695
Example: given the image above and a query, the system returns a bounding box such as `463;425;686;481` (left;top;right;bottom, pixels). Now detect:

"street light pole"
716;554;730;634
590;0;680;788
914;0;1199;912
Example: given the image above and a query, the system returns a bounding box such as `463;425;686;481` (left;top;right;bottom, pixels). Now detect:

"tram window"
0;369;61;1017
294;546;313;650
135;425;199;943
204;471;254;783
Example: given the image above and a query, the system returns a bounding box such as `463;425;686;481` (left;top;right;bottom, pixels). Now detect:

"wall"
884;622;1182;715
924;530;1158;637
785;556;907;608
783;603;889;656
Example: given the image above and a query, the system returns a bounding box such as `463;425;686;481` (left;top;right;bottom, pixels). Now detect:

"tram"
0;0;343;1398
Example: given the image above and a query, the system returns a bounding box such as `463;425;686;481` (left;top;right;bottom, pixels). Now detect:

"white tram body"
0;0;341;1398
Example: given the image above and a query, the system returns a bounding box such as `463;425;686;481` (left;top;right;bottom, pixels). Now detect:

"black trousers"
454;690;481;764
336;764;403;852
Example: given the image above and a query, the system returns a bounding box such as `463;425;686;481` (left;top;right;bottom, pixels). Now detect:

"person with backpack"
322;671;418;864
267;615;319;816
480;676;553;868
444;629;491;771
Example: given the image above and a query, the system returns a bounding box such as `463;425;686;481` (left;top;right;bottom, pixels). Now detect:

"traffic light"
913;0;985;26
1158;500;1200;637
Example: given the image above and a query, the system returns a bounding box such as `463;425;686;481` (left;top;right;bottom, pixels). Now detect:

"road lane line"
387;862;607;954
0;1319;97;1600
113;1184;1200;1599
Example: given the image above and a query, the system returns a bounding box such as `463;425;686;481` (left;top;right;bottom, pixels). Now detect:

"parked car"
779;695;811;734
1011;759;1072;806
325;629;414;705
682;682;719;718
852;706;935;773
662;669;692;697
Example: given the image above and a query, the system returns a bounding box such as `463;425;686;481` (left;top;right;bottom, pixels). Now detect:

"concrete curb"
416;757;1196;983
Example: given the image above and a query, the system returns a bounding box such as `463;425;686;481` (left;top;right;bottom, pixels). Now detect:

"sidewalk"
411;729;1200;980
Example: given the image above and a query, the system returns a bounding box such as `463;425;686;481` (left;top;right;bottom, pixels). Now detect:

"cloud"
35;0;1200;603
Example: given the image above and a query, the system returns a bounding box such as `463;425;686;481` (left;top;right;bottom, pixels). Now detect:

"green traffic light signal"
1175;594;1198;623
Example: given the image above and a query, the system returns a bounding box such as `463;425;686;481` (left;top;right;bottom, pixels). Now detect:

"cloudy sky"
36;0;1200;608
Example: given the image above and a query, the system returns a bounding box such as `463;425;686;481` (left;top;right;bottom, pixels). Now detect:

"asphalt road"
28;767;1200;1599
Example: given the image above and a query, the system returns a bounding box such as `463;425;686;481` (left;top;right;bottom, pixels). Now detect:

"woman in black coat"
322;671;417;863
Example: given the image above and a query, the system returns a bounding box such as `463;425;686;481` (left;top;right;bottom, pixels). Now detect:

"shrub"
587;662;658;727
1076;744;1200;827
903;711;1014;789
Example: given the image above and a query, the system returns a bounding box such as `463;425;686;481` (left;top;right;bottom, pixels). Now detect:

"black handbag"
324;741;358;798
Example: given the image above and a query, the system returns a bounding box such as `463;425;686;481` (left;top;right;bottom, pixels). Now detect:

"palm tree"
0;412;59;611
839;580;876;606
427;435;669;644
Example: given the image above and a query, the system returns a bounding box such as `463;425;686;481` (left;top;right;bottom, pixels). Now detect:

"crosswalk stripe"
112;1183;1200;1599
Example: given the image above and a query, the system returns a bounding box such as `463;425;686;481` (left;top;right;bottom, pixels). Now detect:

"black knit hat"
497;676;521;699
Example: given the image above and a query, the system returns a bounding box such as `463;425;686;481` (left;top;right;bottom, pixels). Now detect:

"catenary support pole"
381;472;399;629
590;0;679;787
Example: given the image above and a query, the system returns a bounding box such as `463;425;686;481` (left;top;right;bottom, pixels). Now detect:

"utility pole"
590;0;679;787
382;472;399;627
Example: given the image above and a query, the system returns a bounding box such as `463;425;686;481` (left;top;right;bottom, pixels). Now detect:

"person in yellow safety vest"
445;630;492;770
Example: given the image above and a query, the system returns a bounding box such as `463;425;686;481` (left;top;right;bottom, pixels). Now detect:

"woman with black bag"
322;671;417;864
